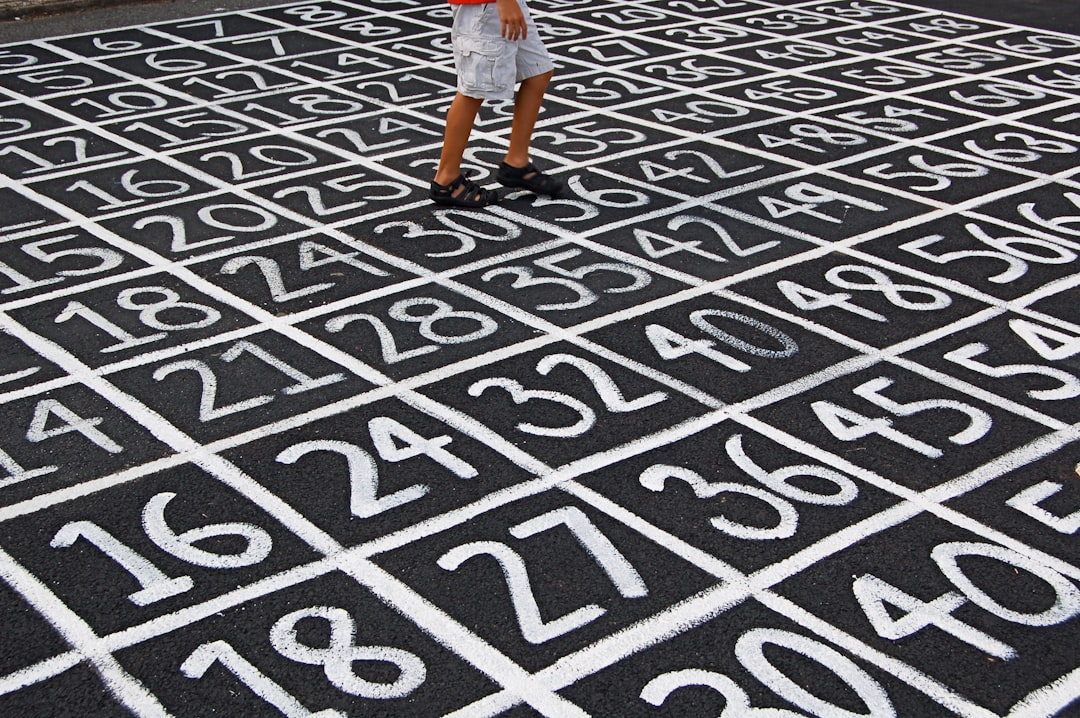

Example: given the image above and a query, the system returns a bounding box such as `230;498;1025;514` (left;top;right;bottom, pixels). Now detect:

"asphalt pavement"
1;0;1079;716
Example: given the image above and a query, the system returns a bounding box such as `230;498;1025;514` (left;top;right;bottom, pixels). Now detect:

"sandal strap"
430;173;498;207
499;162;537;179
430;175;461;196
458;176;495;204
497;161;563;196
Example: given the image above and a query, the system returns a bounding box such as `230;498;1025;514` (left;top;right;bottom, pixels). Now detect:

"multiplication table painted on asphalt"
2;0;1080;715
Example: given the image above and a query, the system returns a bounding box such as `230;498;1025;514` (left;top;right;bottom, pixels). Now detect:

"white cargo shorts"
451;2;554;100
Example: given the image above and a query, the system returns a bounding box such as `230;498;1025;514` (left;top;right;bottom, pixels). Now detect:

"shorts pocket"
458;36;503;92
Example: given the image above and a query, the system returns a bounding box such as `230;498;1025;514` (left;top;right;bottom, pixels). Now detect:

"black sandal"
496;161;564;197
429;173;500;208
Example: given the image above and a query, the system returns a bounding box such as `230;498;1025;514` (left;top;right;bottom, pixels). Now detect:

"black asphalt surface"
1;0;1079;716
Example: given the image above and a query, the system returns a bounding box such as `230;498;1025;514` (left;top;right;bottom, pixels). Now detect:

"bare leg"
434;92;484;190
503;69;553;169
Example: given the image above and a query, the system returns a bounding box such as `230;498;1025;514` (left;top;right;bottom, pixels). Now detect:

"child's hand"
496;0;527;41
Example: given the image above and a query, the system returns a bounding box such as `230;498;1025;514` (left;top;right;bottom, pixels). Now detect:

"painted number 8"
116;286;221;331
387;297;497;344
269;606;426;699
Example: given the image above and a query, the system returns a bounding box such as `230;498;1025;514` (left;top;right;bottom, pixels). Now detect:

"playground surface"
1;0;1079;715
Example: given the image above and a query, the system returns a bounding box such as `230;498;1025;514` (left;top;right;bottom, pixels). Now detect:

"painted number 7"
438;506;647;643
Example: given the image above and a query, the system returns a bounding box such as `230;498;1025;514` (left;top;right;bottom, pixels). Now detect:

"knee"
525;69;554;89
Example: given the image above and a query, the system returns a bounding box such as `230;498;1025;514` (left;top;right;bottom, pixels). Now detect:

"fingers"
501;19;527;41
497;0;527;41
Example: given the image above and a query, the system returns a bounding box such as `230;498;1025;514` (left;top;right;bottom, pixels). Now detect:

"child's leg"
434;92;484;190
496;69;562;196
431;91;499;206
503;69;553;169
